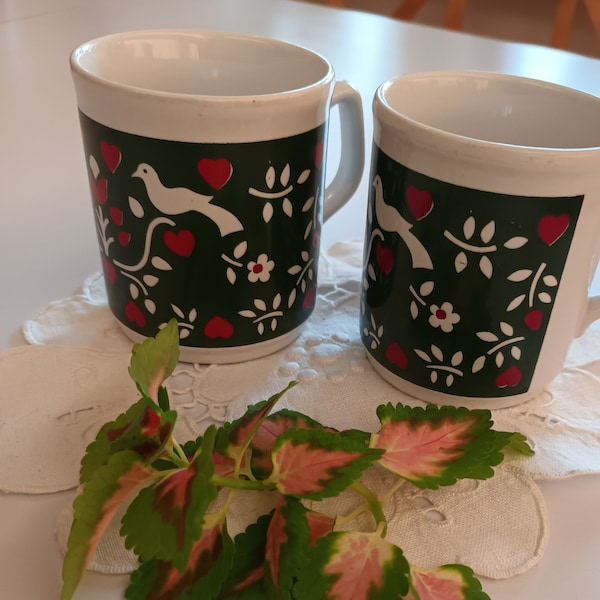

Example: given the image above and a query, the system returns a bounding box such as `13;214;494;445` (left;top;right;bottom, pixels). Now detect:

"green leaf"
219;513;271;598
61;450;155;600
371;404;508;489
269;428;383;500
128;318;179;403
504;432;535;456
264;497;311;599
409;564;490;600
294;530;410;600
126;516;234;600
215;382;296;467
80;398;176;484
121;426;219;571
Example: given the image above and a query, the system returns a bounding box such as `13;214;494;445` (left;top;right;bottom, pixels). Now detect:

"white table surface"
1;0;600;598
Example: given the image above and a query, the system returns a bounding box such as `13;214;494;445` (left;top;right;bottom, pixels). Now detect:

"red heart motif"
524;309;543;331
118;231;131;246
314;141;324;169
302;286;315;311
164;230;195;257
495;365;522;388
406;186;433;221
100;141;122;173
197;158;233;190
89;172;107;204
537;214;569;246
109;207;123;226
385;343;408;370
102;257;117;284
204;316;234;339
125;301;146;327
376;243;394;274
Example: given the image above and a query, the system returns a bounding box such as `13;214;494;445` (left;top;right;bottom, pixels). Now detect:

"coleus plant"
61;319;533;600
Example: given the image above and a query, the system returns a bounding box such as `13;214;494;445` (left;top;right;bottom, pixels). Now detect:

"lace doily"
5;241;600;579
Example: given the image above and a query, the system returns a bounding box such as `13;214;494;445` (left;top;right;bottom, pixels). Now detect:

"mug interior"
379;72;600;150
71;30;331;96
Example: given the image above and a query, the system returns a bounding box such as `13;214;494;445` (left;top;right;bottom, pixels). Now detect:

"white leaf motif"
504;236;528;249
507;269;533;282
414;349;431;362
288;289;297;308
496;352;505;368
479;255;493;279
538;292;552;304
89;155;100;179
302;196;315;212
151;257;172;270
463;216;476;240
472;356;486;373
410;301;418;320
368;264;376;280
145;299;156;315
304;221;313;241
431;371;438;383
288;265;302;275
455;251;468;273
258;322;265;335
420;281;434;296
129;284;139;300
512;346;522;360
446;374;454;387
283;198;293;218
273;293;282;310
477;331;499;342
480;221;496;244
129;196;145;218
263;203;274;223
171;304;185;319
227;267;236;285
506;294;526;312
431;345;444;361
280;164;291;187
271;318;278;331
179;328;190;339
239;310;257;318
266;166;276;190
301;251;310;262
189;309;197;323
500;321;514;336
234;241;248;259
297;169;311;184
543;275;559;287
143;275;159;287
254;299;267;311
451;351;463;367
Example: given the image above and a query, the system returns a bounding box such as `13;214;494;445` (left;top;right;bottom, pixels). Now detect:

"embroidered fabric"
4;241;600;579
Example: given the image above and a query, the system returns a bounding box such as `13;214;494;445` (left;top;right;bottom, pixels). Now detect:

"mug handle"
323;81;365;222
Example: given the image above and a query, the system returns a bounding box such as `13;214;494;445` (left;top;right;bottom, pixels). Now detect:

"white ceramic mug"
70;29;364;363
361;71;600;408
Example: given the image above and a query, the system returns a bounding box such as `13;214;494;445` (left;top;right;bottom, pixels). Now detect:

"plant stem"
351;480;387;537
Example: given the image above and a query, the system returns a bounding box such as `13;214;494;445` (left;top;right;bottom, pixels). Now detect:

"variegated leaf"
294;530;409;600
371;403;510;488
409;564;490;600
269;428;381;500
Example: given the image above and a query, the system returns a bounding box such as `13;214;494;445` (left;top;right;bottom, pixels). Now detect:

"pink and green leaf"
128;318;180;403
80;397;176;483
371;404;509;489
250;409;329;478
126;516;234;600
269;428;383;500
294;530;409;600
216;382;296;467
409;564;490;600
120;426;218;571
264;497;310;599
61;450;155;600
306;510;335;546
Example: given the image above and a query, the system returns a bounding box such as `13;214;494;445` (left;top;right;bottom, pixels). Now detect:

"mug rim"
375;70;600;153
70;28;334;102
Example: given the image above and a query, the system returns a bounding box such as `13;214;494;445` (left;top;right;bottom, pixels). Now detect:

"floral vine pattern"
81;113;324;348
361;151;583;398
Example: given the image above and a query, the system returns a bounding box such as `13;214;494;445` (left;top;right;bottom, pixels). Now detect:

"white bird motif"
132;163;243;237
373;174;433;270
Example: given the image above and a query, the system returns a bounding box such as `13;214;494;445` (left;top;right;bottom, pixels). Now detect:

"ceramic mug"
361;71;600;408
70;29;364;363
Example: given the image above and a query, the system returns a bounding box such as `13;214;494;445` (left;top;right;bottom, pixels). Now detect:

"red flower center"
252;264;264;274
435;309;447;320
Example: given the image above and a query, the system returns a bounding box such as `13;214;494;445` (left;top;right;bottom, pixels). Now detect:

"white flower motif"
247;254;275;283
428;302;460;333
